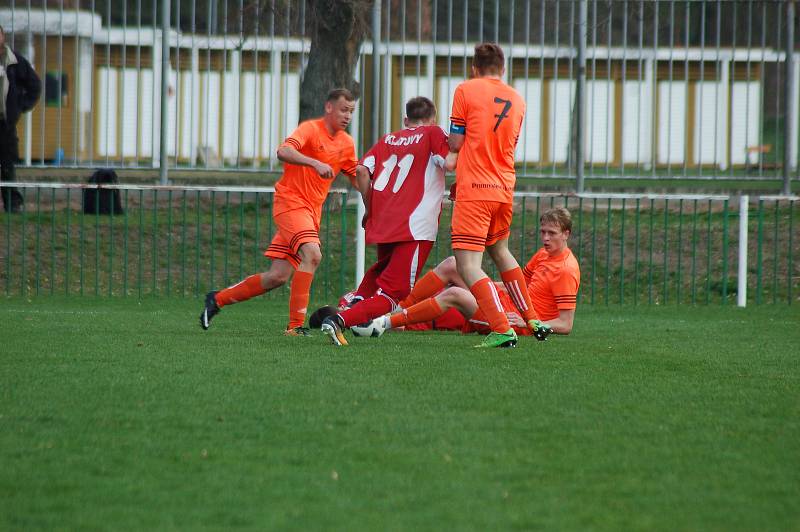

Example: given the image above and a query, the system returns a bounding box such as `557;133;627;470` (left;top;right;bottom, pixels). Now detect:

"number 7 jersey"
360;125;449;244
449;77;525;204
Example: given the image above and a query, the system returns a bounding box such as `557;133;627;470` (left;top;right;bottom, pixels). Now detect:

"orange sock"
389;312;409;329
469;277;510;333
393;298;445;328
288;270;314;328
399;270;446;308
500;267;536;322
216;274;265;307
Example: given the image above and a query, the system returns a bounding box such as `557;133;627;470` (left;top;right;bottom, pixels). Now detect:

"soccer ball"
350;317;386;338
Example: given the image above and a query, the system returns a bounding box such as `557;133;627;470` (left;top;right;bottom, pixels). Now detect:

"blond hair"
540;207;572;233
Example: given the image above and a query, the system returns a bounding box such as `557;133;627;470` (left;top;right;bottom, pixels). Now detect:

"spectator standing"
0;25;41;213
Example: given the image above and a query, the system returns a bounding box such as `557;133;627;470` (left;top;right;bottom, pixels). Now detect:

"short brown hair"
540;207;572;233
473;42;505;75
405;96;436;121
327;88;355;103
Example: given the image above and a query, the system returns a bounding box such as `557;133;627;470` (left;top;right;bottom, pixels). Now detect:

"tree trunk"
299;0;369;121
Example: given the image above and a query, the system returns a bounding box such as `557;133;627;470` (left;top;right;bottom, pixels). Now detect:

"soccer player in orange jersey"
381;207;580;338
447;42;542;348
199;88;358;336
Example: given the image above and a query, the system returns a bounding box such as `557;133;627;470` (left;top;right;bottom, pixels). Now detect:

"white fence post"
737;195;749;307
356;196;366;288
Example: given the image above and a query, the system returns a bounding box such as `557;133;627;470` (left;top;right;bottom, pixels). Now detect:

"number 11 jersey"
360;125;449;244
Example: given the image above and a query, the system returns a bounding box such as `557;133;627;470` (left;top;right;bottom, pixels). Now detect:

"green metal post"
152;190;158;296
79;192;85;296
756;199;763;304
95;191;100;296
123;190;129;296
194;190;201;297
648;199;655;305
634;199;640;306
788;200;794;305
691;200;698;305
254;192;261;280
4;190;10;295
223;191;230;285
50;188;56;295
605;198;611;305
324;199;330;297
677;199;683;304
138;189;144;299
619;198;625;305
591;198;597;305
20;191;26;296
65;188;71;296
238;191;245;282
181;191;187;297
210;192;217;289
108;189;115;296
35;188;41;295
166;190;173;296
662;199;669;304
722;199;729;304
773;201;779;304
535;197;542;250
706;200;712;305
520;197;527;260
340;196;347;297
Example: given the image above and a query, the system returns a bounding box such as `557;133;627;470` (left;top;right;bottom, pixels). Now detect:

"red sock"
354;262;383;298
339;293;395;327
500;267;536;322
394;298;445;328
469;277;510;333
215;274;265;307
398;270;446;308
288;271;314;328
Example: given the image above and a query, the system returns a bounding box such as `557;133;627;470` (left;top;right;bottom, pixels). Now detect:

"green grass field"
2;297;798;531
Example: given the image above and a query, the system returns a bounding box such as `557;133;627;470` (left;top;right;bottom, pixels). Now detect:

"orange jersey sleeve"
450;78;525;204
274;119;357;219
280;119;315;152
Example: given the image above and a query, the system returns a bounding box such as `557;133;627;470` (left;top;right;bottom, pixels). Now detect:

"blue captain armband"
449;123;466;135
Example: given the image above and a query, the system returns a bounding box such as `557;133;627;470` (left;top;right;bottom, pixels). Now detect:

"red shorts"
451;200;513;252
359;241;434;302
264;208;320;269
462;286;531;337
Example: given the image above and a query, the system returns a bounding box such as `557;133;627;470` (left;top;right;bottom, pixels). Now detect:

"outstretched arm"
542;309;575;335
276;146;334;178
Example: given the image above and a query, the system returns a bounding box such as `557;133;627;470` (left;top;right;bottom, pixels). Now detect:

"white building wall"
657;81;687;165
513;79;542;162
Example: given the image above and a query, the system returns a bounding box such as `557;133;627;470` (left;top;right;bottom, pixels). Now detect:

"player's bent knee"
436;256;458;278
298;247;323;270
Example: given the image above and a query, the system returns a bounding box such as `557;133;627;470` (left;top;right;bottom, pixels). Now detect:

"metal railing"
0;1;797;190
2;183;798;305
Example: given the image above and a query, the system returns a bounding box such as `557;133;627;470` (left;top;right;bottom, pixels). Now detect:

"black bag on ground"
83;169;124;215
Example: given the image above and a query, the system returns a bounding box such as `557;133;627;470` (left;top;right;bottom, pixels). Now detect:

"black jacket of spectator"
3;47;41;127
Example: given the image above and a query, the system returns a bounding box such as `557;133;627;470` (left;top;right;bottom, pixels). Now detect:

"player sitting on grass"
379;206;580;340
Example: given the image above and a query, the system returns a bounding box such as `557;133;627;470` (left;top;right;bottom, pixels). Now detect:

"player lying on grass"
380;206;580;341
318;97;453;346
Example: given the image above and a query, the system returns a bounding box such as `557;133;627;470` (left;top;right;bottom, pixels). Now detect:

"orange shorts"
451;200;513;251
463;286;531;337
264;208;321;269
